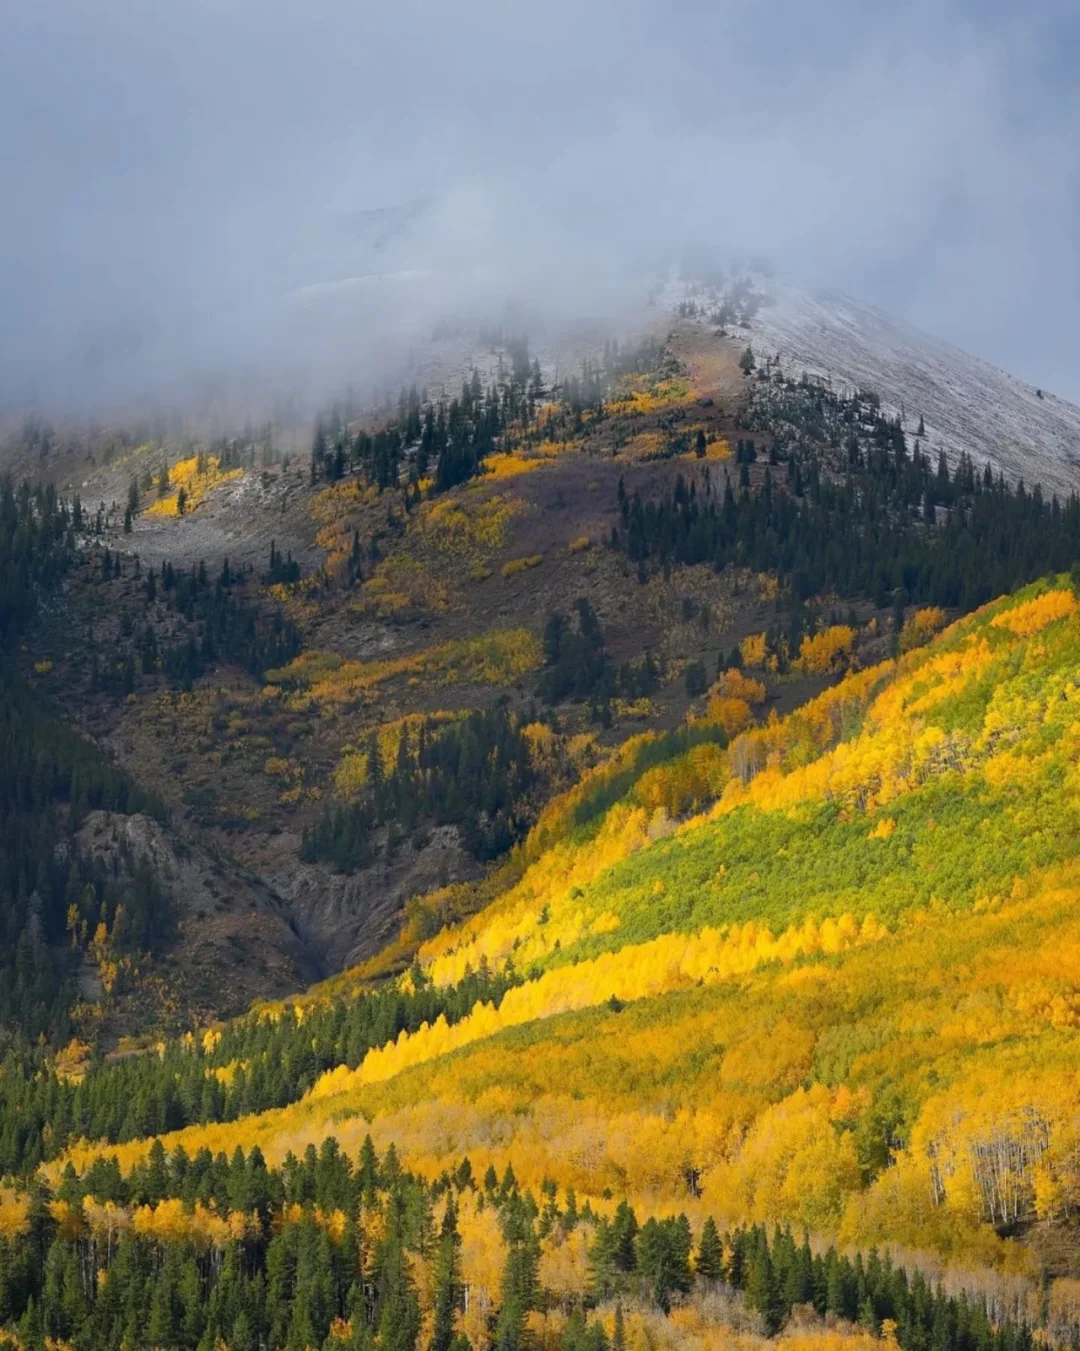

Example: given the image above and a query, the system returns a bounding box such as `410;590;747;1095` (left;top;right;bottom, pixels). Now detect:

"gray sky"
3;0;1079;412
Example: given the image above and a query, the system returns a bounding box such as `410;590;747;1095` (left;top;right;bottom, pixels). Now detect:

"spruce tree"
695;1216;723;1284
746;1239;782;1335
431;1195;463;1351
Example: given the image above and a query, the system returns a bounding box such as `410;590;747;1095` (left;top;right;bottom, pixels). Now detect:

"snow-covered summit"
672;274;1080;500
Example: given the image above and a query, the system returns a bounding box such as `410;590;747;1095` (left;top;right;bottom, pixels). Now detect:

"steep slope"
9;291;1080;1043
673;273;1080;498
7;326;774;1014
74;809;318;1024
56;579;1080;1280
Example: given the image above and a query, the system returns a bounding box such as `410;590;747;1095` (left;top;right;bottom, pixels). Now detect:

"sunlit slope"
71;580;1080;1266
419;583;1080;983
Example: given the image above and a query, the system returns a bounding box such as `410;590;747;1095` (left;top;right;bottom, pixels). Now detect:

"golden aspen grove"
8;305;1080;1351
7;573;1080;1349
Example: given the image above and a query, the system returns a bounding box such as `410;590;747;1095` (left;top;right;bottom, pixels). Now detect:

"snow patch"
668;274;1080;499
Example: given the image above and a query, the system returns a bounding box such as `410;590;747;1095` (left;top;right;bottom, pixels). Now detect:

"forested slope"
10;315;1080;1347
4;575;1080;1348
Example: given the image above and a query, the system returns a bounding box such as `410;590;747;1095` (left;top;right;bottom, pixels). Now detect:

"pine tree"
695;1216;723;1283
431;1195;462;1351
373;1192;420;1351
495;1202;539;1351
611;1200;637;1272
636;1217;673;1313
587;1219;617;1301
746;1239;782;1336
612;1304;626;1351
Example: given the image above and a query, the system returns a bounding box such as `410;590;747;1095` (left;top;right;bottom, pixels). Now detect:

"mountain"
675;271;1080;498
15;576;1080;1349
5;287;1080;1032
3;281;1080;1346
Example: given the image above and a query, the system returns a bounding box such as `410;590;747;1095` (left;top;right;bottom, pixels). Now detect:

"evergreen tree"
430;1195;463;1351
746;1237;782;1335
695;1216;723;1284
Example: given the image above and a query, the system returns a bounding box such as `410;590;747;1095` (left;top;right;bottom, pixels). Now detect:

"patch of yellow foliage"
899;606;948;653
480;441;569;481
0;1189;30;1239
334;712;461;797
990;588;1077;637
501;554;543;579
143;454;242;517
613;697;656;721
72;871;1080;1271
356;553;451;618
418;493;521;557
310;480;378;525
705;696;753;737
716;669;767;705
703;669;767;736
264;628;542;710
311;910;887;1097
796;625;856;675
617;431;666;461
607;374;692;413
705;435;732;460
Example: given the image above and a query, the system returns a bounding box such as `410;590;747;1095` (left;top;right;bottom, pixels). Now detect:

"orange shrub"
900;607;948;653
796;626;856;675
706;695;753;737
715;669;766;705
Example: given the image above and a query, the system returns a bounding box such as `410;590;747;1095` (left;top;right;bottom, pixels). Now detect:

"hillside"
0;576;1077;1349
5;293;1080;1345
0;321;826;1024
672;272;1080;499
7;294;1080;1039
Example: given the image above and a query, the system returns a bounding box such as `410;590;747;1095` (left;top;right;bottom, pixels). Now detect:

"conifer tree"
430;1195;463;1351
695;1216;723;1283
746;1237;782;1335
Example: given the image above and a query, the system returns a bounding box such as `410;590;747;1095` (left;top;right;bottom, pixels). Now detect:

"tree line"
309;335;669;497
0;962;516;1175
310;343;544;495
611;394;1080;611
0;1136;1051;1351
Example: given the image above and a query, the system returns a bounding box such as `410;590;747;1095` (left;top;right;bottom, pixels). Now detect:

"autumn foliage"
38;576;1080;1334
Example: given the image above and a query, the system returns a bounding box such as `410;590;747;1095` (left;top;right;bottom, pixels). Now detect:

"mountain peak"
669;270;1080;499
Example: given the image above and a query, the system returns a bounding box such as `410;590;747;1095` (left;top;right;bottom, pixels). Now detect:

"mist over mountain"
5;7;1080;1350
4;0;1080;414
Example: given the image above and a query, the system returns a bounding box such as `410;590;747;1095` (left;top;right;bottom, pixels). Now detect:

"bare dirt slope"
75;810;319;1028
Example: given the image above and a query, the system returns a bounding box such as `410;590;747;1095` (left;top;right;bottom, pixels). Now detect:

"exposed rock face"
270;824;476;972
74;811;476;1020
76;810;320;1021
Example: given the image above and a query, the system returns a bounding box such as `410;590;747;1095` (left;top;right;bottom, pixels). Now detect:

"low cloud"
2;0;1078;414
